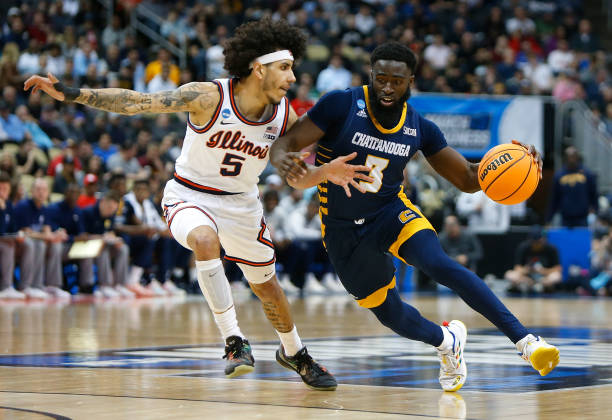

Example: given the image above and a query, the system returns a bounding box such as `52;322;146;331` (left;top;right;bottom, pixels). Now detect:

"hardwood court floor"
0;293;611;419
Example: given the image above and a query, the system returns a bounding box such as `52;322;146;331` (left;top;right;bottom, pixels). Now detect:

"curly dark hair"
223;18;306;79
370;42;418;74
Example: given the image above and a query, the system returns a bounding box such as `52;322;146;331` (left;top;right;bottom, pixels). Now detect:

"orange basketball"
478;143;539;205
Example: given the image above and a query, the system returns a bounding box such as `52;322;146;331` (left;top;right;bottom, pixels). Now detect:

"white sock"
213;305;244;340
276;325;303;356
436;326;454;351
128;266;144;285
515;334;537;353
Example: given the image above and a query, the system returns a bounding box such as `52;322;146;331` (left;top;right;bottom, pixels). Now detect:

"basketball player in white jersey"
24;18;371;390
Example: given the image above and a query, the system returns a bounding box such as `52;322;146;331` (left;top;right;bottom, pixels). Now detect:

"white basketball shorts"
161;179;275;269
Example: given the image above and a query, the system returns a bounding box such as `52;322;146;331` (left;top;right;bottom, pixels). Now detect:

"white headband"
249;50;294;69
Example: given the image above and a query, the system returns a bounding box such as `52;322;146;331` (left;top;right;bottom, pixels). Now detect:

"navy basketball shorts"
323;194;434;308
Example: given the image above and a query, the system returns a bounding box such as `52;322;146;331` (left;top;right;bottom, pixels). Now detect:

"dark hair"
223;17;306;79
102;190;121;203
108;172;126;187
370;42;418;74
0;171;11;183
133;179;149;188
263;189;279;202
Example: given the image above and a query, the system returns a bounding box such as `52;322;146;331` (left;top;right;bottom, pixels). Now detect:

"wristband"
53;82;80;102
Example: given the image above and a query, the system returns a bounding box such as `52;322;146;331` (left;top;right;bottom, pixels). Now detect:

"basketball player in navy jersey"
24;18;371;390
271;41;560;391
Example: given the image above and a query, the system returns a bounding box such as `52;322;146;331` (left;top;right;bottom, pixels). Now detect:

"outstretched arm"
270;112;372;196
427;140;542;193
24;72;219;117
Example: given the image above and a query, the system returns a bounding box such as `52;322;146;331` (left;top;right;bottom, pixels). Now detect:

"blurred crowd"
1;0;612;301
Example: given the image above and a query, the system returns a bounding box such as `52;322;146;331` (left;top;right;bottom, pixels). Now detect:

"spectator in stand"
144;47;180;86
15;138;45;177
290;85;315;117
505;228;562;294
17;39;42;76
45;43;66;76
571;19;600;53
81;191;132;298
107;141;141;176
456;190;510;234
77;173;98;208
438;215;483;272
44;183;89;299
13;177;67;299
101;15;126;51
284;196;341;293
93;132;117;165
552;70;585;102
0;43;22;91
316;55;352;94
547;39;575;74
506;6;536;35
0;171;25;299
124;179;183;295
52;154;81;194
15;105;53;150
547;146;598;227
423;35;453;72
0;99;26;143
147;63;177;93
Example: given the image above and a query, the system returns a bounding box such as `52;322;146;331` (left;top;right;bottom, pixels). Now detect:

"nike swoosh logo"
220;121;234;125
264;272;273;277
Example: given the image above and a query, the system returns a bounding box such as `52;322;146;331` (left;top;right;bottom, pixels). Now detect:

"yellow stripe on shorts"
356;277;396;308
388;188;436;264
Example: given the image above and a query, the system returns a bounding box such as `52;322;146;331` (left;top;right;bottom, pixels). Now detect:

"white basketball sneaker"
437;320;467;392
517;334;559;376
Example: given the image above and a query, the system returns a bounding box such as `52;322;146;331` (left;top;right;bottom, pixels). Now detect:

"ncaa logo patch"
357;99;366;109
221;108;231;119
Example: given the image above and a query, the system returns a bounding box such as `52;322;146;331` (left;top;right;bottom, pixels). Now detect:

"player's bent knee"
241;263;276;285
188;227;221;259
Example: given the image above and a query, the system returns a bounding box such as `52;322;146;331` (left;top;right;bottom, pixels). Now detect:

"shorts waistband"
173;173;241;196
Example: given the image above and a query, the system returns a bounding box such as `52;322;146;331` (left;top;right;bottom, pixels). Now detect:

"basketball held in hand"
478;143;539;205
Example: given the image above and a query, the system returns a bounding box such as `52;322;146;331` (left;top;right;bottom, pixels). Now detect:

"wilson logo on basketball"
479;152;513;182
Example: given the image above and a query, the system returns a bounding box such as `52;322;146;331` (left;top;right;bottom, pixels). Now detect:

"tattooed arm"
23;72;219;122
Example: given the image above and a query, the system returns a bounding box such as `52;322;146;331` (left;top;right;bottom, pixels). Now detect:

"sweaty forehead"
372;60;410;77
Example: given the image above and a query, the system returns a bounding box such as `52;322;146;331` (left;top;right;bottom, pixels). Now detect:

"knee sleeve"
239;262;276;285
196;259;233;313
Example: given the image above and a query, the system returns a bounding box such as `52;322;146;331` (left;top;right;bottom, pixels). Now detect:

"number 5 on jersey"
359;155;389;193
220;153;246;176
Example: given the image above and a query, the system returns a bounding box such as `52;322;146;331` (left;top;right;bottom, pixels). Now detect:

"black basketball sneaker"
276;345;337;390
223;335;255;378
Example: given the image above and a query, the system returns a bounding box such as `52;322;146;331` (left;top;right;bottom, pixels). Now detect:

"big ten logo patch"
479;152;513;182
398;208;421;224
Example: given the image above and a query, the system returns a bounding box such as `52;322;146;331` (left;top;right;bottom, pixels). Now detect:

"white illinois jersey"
174;78;290;194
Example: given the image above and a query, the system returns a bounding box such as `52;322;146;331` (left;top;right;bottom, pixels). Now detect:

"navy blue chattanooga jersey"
307;86;447;223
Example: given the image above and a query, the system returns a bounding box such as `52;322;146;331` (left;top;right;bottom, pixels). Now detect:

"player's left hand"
324;152;374;198
279;151;310;184
512;140;542;180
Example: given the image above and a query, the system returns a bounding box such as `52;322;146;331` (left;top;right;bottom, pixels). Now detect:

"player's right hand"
24;72;65;101
324;152;374;198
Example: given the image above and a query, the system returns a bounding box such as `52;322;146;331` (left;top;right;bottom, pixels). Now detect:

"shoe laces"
438;347;460;372
292;348;327;376
223;337;249;360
